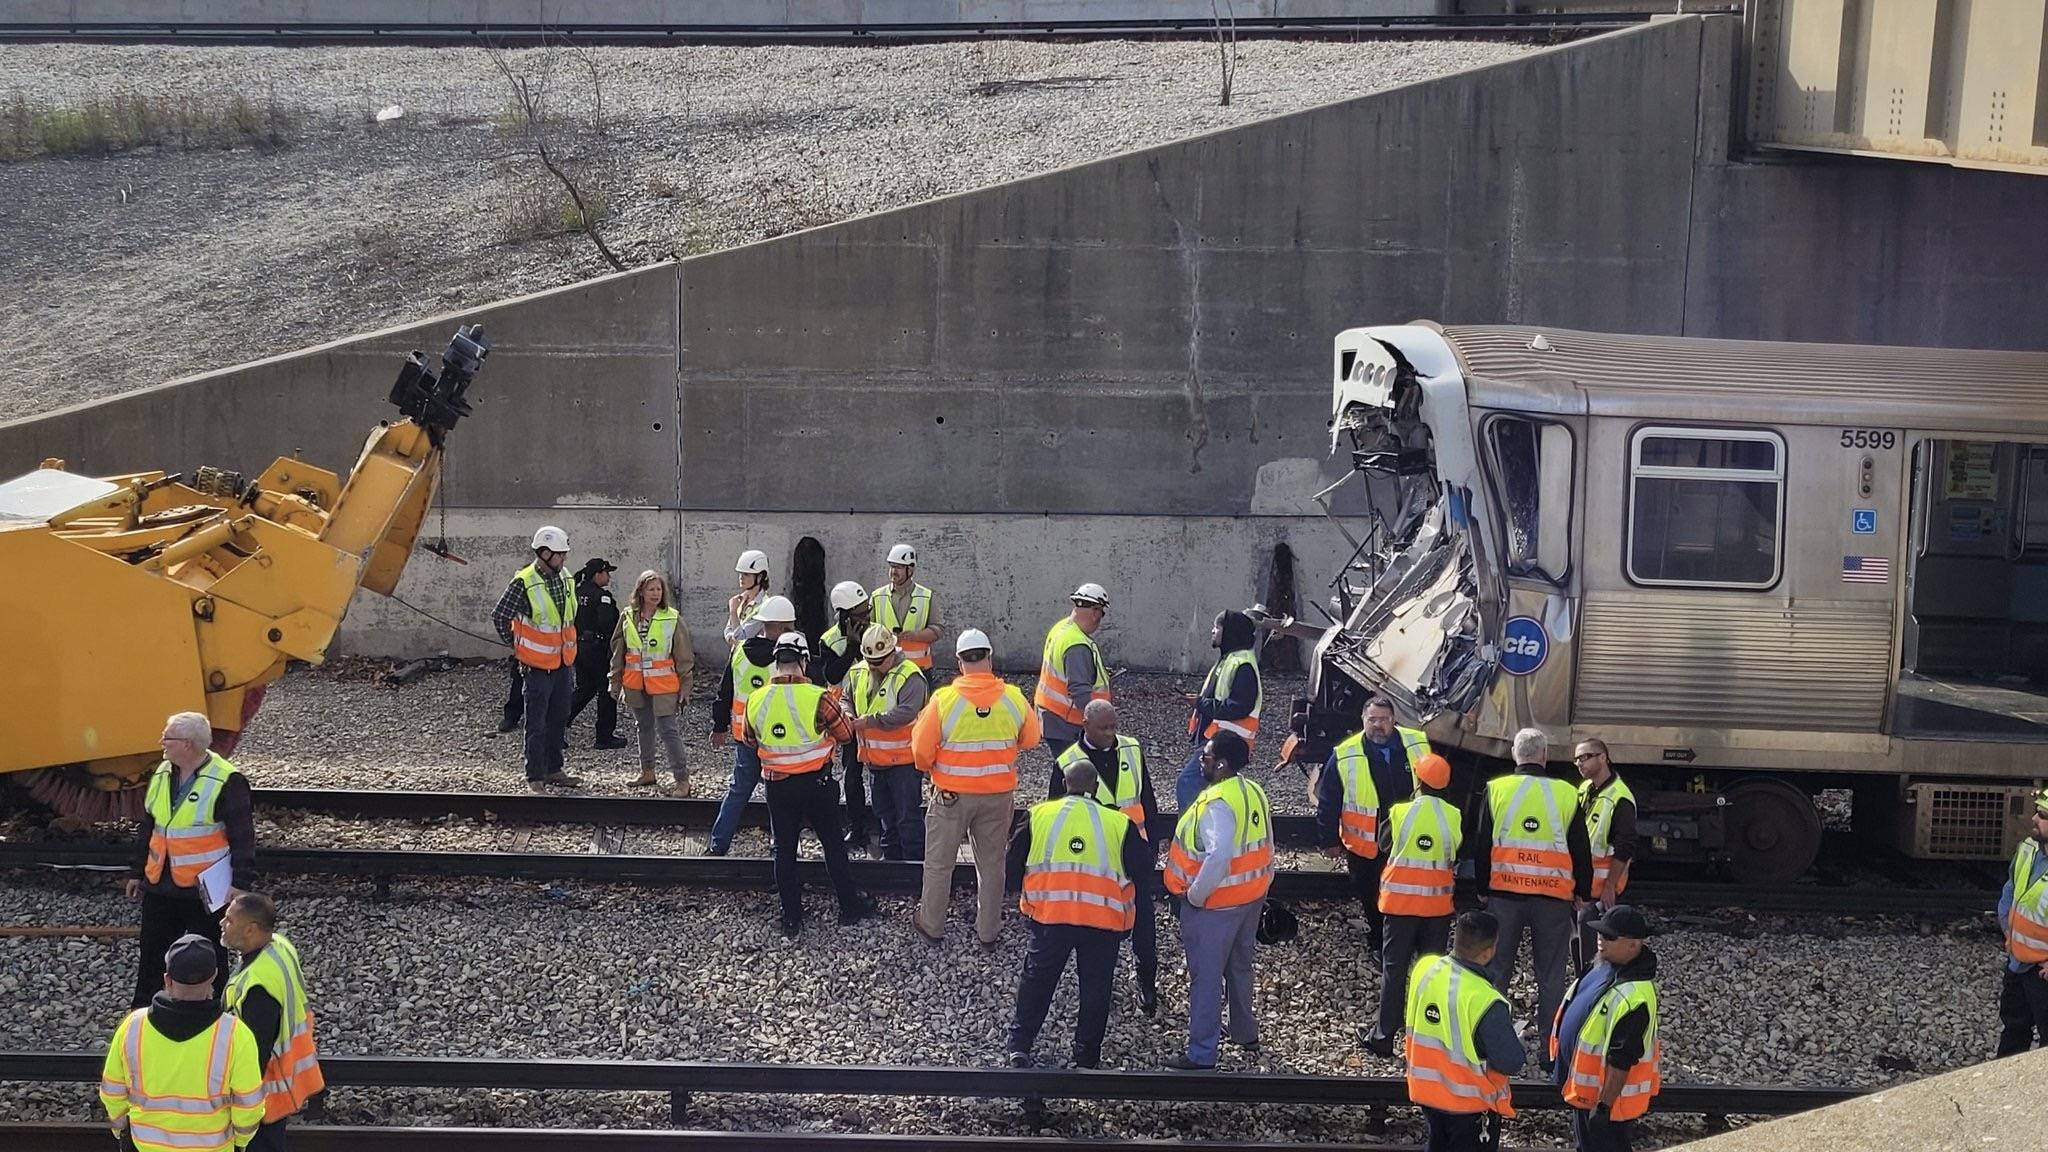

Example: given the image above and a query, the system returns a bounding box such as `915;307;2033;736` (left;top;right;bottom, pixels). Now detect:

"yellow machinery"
0;326;488;821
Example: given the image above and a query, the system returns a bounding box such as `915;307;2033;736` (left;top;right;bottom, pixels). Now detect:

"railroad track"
0;1130;1414;1152
0;13;1665;47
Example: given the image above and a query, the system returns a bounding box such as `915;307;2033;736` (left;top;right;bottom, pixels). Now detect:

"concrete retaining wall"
6;15;2048;675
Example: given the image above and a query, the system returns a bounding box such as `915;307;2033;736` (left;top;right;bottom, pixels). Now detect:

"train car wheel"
1723;777;1822;886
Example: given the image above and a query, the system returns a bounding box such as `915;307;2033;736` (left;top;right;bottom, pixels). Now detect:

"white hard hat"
531;525;569;552
887;543;917;566
754;595;797;623
955;628;993;657
830;580;870;612
734;549;769;575
860;623;898;660
772;631;810;662
1071;582;1109;607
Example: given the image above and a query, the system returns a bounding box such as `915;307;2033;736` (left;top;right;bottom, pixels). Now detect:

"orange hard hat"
1414;753;1452;790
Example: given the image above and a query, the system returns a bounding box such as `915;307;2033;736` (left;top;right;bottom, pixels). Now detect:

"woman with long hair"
611;570;695;796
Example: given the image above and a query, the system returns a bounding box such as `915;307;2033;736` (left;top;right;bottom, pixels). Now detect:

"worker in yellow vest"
611;570;695;796
126;711;255;1009
1572;737;1638;976
101;934;265;1152
1176;609;1264;809
1549;905;1661;1152
707;594;798;856
819;582;879;853
1996;788;2048;1055
221;894;323;1151
1315;696;1429;960
1162;731;1271;1070
1363;752;1459;1058
848;624;930;861
1477;728;1592;1071
873;543;941;673
1004;758;1153;1069
1033;582;1112;784
1055;699;1163;1014
490;525;583;792
1405;911;1523;1152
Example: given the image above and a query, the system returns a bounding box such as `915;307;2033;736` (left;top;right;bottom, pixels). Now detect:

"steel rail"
0;1128;1413;1152
0;840;1996;916
0;1051;1866;1115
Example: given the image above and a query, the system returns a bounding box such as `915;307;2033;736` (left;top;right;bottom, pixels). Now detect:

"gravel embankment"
0;38;1530;417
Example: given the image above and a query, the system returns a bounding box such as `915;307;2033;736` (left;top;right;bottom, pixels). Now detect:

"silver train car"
1278;322;2048;884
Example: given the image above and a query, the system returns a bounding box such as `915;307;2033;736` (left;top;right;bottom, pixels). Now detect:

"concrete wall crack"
1148;155;1212;475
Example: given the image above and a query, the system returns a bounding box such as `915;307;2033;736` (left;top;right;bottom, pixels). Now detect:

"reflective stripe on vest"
1555;976;1662;1121
930;684;1028;793
1398;727;1431;769
1019;796;1136;931
847;659;922;767
728;645;778;739
747;682;834;776
1379;795;1461;918
103;1009;265;1152
1581;773;1637;898
1188;649;1264;745
142;756;240;889
1333;734;1398;859
2008;839;2048;966
1486;774;1581;898
510;563;578;669
1055;736;1148;833
1032;616;1107;726
225;934;324;1122
1162;776;1273;907
872;583;935;670
621;608;681;695
1404;955;1516;1117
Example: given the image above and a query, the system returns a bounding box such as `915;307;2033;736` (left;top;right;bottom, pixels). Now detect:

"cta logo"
1501;616;1548;676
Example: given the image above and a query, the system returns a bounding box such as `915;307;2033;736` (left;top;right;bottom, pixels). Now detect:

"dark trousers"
1997;965;2048;1056
1345;851;1387;953
1571;1107;1636;1152
1131;871;1159;994
1375;913;1451;1041
1487;892;1576;1050
1008;919;1121;1067
566;654;618;743
868;764;925;861
501;657;523;727
1042;737;1077;797
133;892;226;1008
521;664;575;781
839;742;870;845
246;1118;289;1152
764;771;862;926
1422;1108;1496;1152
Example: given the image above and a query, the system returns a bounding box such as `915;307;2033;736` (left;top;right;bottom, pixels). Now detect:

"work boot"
526;779;547;794
496;717;520;734
544;771;583;788
666;776;691;798
1359;1028;1396;1058
839;894;879;926
595;737;630;750
630;768;659;787
1137;980;1159;1017
778;915;801;939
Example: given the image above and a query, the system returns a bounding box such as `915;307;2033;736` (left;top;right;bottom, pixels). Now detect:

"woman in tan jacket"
610;570;695;796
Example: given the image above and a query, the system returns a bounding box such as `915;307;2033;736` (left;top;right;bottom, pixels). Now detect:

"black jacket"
1558;945;1659;1072
1048;736;1164;837
129;758;257;898
233;949;284;1067
1006;795;1156;917
143;991;227;1043
573;576;620;652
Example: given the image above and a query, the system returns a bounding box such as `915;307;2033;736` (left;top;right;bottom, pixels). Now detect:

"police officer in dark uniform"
567;558;627;749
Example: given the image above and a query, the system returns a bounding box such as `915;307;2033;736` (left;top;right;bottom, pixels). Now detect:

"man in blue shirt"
1550;906;1658;1152
1996;789;2048;1057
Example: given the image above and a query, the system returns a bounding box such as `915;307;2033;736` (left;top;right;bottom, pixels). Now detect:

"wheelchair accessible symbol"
1500;616;1548;677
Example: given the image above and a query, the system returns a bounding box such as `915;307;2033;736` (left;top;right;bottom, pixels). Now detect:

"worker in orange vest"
491;525;583;791
1406;910;1523;1152
1004;758;1153;1069
1364;752;1460;1058
1162;731;1271;1070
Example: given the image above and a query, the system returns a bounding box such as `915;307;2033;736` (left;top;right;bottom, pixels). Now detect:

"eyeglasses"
1572;752;1605;764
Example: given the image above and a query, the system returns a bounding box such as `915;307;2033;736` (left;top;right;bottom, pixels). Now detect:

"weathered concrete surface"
1673;1048;2047;1151
5;16;2048;675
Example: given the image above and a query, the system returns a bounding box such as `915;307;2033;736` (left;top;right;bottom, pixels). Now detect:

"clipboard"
197;857;234;913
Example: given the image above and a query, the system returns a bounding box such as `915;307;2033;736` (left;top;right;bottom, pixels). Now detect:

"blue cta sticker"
1852;509;1877;535
1500;616;1548;677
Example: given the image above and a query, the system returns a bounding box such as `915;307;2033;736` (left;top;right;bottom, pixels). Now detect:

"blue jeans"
1180;898;1263;1065
709;743;762;852
1175;746;1206;811
521;664;575;781
868;764;925;861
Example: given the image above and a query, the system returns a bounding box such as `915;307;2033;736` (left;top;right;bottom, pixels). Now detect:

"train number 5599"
1841;429;1896;450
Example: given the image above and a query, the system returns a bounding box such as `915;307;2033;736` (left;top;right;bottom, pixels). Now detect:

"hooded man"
101;934;265;1152
1176;610;1263;811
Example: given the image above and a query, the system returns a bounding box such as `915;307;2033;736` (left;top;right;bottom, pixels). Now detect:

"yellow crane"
0;326;488;821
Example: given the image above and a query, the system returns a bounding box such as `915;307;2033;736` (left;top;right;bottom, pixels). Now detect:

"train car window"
1627;426;1784;589
1485;416;1573;584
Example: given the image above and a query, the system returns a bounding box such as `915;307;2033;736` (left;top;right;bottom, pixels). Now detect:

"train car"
1273;322;2048;884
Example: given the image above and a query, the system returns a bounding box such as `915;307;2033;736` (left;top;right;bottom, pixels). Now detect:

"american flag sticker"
1841;555;1892;584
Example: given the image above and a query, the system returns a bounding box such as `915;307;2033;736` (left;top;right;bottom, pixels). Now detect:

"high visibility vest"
510;563;578;669
1397;726;1431;767
927;682;1030;793
747;682;835;776
1163;776;1273;907
100;1009;265;1152
2007;839;2048;966
1405;955;1516;1117
1486;773;1581;899
1188;649;1264;746
1019;796;1137;932
819;622;854;688
142;755;241;889
727;644;778;738
225;933;324;1122
1581;773;1637;898
1333;733;1416;859
1033;616;1108;726
872;583;935;670
1056;736;1148;834
847;658;922;767
1379;795;1462;917
1553;975;1662;1121
621;607;681;695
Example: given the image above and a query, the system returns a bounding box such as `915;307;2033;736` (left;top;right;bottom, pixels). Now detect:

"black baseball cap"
1587;905;1653;940
164;934;218;984
582;558;617;575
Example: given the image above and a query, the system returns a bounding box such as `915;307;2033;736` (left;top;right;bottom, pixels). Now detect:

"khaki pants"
916;787;1014;944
